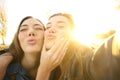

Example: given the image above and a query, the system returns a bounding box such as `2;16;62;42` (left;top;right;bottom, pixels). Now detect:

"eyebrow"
34;24;42;26
21;23;42;27
57;21;65;23
47;21;65;25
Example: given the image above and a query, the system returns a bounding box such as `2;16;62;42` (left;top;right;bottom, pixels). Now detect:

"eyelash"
46;26;64;29
19;27;44;32
58;26;64;28
19;28;27;32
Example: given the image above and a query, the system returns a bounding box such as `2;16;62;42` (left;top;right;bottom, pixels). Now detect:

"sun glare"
71;0;119;47
1;0;120;47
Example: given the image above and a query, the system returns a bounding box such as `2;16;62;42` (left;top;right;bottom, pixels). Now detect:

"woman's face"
45;15;72;50
18;18;44;54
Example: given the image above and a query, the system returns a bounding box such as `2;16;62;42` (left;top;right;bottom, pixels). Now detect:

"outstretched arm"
0;52;13;80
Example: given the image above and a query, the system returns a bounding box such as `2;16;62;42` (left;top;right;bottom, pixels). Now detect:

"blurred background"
0;0;120;50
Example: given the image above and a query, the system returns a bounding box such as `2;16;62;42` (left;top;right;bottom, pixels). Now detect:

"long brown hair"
8;16;45;62
49;13;93;80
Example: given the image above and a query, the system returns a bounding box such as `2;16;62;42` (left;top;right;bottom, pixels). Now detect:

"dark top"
0;49;30;80
4;63;30;80
3;35;120;80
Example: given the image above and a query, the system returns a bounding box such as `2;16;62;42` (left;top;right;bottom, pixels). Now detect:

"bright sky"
1;0;120;46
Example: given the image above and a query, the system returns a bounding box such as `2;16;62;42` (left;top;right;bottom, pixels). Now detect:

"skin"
45;15;72;50
0;17;45;80
36;15;72;79
36;37;69;80
1;15;119;80
45;15;72;69
38;16;120;80
38;15;120;80
18;18;45;79
19;18;44;55
0;16;69;80
16;17;68;80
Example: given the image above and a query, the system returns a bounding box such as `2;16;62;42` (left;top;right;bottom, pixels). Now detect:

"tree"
0;26;6;45
0;6;7;45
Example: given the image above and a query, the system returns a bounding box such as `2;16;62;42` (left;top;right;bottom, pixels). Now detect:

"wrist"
36;66;51;80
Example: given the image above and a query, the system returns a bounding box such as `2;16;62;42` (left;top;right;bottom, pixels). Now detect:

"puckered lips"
27;38;37;44
47;34;56;40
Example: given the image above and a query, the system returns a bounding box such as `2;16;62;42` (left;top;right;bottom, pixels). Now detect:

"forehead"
21;18;41;24
48;15;70;24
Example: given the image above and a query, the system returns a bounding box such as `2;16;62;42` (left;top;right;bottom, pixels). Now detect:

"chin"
45;40;55;50
45;43;53;51
46;45;52;51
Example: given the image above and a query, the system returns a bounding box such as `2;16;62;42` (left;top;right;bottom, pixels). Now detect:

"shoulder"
6;63;21;72
4;63;30;80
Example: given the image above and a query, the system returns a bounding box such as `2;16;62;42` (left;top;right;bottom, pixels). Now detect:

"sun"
1;0;120;46
70;0;119;47
72;26;96;47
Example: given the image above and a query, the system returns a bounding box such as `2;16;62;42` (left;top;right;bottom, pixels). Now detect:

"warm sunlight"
1;0;120;47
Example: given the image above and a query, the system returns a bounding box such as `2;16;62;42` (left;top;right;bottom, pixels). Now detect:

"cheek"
39;31;44;37
59;30;71;38
18;33;25;44
39;33;44;41
37;32;44;43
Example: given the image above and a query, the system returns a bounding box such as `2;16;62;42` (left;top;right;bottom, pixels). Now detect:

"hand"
36;37;69;80
40;37;69;72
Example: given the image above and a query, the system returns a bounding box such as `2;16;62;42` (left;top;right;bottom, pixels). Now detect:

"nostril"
29;34;31;36
29;33;35;36
49;29;56;33
32;34;35;36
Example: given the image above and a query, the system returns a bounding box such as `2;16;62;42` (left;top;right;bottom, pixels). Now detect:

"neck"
21;52;40;79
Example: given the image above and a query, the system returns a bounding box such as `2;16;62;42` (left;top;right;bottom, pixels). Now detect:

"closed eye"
34;27;44;30
19;26;28;32
34;24;44;30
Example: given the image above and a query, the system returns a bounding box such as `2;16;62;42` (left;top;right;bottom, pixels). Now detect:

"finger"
48;38;66;54
54;39;69;56
52;39;69;65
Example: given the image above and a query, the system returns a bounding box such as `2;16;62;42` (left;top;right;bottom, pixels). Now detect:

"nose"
48;27;56;33
28;29;35;36
29;33;35;36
